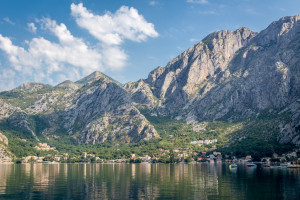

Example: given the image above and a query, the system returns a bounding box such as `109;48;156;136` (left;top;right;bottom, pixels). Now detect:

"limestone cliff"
127;15;300;146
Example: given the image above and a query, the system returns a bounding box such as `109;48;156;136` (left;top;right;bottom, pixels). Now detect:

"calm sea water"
0;163;299;200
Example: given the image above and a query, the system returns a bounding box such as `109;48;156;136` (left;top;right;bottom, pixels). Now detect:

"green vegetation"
0;86;68;110
139;108;242;151
219;109;295;159
0;103;296;161
220;137;295;160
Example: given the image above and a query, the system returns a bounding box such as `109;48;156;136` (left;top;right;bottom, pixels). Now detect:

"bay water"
0;163;299;199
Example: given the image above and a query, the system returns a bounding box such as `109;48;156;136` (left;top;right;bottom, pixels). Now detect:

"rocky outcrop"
278;99;300;145
0;99;21;120
0;71;158;144
127;14;300;145
60;78;158;144
188;14;300;121
76;71;122;87
0;132;8;145
0;146;12;163
0;133;12;163
138;27;257;114
124;79;158;106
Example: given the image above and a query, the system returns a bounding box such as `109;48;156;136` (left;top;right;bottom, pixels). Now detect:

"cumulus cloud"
0;18;103;86
0;69;16;91
27;22;37;33
0;4;159;90
101;45;127;70
70;3;159;45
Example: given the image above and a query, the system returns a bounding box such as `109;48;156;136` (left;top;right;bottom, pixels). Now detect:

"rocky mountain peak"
145;66;165;85
138;27;257;105
255;14;300;46
76;71;122;87
124;79;158;106
76;71;108;85
203;27;256;58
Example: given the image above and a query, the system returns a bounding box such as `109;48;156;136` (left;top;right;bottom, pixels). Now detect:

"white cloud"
0;69;16;91
3;17;15;25
70;3;159;45
187;0;208;4
0;4;159;90
0;18;104;86
27;22;37;33
102;45;127;70
69;3;159;78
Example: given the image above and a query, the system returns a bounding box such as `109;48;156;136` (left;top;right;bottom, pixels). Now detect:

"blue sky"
0;0;299;90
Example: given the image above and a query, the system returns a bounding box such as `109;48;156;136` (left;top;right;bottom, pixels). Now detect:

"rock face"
127;27;256;111
127;15;300;145
278;99;300;145
124;79;158;106
0;132;8;145
0;133;12;163
146;27;255;106
0;72;158;145
60;77;158;144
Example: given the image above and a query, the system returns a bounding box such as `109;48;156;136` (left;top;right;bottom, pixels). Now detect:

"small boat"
229;163;238;168
246;163;257;167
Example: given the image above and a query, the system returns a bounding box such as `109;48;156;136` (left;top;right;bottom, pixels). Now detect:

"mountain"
0;72;158;148
125;15;300;147
76;71;122;87
55;80;79;90
15;82;52;91
0;14;300;161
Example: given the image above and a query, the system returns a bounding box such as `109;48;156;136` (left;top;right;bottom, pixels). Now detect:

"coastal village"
21;142;300;166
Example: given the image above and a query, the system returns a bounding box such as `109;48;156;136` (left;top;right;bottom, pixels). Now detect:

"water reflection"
0;163;299;199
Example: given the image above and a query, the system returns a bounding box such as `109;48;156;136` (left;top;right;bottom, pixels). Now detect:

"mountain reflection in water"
0;163;299;199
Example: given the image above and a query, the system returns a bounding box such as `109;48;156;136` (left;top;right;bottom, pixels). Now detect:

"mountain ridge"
125;14;300;146
1;14;300;161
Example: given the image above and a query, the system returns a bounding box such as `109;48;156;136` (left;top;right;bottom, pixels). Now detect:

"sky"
0;0;299;91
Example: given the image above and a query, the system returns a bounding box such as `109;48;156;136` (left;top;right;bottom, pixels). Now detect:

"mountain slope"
59;78;158;144
126;15;300;147
0;14;300;160
0;72;158;147
125;27;256;109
